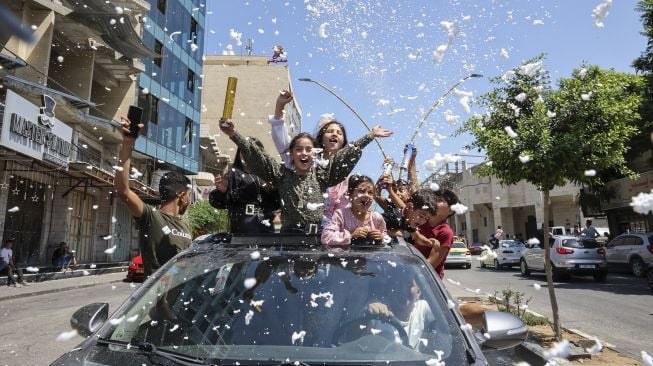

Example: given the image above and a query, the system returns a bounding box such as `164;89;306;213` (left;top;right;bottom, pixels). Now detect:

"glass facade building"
136;0;205;174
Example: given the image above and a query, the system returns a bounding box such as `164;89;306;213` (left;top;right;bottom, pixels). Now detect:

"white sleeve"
268;115;293;169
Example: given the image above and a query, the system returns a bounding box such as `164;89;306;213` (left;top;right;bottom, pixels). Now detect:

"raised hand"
219;118;235;137
119;116;144;139
370;125;393;138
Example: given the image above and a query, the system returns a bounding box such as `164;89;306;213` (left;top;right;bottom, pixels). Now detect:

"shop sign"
600;170;653;210
1;90;72;168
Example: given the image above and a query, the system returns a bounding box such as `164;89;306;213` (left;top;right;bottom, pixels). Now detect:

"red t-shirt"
414;222;454;279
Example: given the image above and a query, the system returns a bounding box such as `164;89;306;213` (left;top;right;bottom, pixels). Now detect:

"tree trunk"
542;189;562;340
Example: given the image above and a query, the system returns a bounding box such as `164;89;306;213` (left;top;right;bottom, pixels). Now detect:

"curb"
0;277;126;302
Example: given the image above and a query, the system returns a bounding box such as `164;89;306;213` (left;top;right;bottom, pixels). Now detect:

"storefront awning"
67;162;159;201
3;75;95;109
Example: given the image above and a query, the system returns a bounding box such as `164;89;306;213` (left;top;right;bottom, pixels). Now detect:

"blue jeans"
55;255;72;269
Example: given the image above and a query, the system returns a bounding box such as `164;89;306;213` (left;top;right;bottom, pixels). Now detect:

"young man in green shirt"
114;117;192;277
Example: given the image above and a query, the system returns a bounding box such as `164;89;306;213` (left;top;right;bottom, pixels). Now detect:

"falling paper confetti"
25;266;39;273
592;0;613;28
244;278;257;289
8;206;19;213
519;154;531;163
104;245;116;253
584;169;597;177
581;92;593;101
533;283;542;290
451;203;469;215
56;330;78;341
291;330;306;344
629;190;653;215
642;351;653;366
429;182;440;191
504;126;519;138
585;337;603;354
306;202;324;211
250;251;261;260
318;22;329;38
543;339;571;360
103;235;113;241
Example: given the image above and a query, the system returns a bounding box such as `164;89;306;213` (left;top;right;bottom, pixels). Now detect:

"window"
184;117;193;145
157;0;166;14
150;95;159;125
190;18;198;43
187;69;195;91
624;236;644;246
154;40;163;68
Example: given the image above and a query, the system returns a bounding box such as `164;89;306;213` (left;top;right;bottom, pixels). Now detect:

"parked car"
125;255;144;282
52;234;527;365
647;264;653;291
469;242;485;256
605;232;653;277
479;240;525;270
520;235;608;282
445;241;472;268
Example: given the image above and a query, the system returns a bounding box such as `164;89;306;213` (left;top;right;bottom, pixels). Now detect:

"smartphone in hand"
127;106;144;138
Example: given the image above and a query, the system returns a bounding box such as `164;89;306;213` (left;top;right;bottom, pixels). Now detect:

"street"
445;258;653;359
0;281;136;366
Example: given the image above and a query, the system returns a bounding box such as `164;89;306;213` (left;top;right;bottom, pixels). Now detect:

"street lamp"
298;77;389;160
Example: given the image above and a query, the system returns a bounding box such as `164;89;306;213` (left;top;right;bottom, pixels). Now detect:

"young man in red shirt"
407;189;459;279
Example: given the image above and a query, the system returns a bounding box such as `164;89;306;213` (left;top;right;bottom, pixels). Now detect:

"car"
479;240;525;270
125;255;145;282
520;235;608;282
445;241;472;268
52;234;527;366
469;242;485;256
605;232;653;277
647;264;653;291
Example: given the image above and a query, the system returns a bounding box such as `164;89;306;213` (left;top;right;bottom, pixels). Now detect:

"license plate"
579;265;594;269
449;252;462;256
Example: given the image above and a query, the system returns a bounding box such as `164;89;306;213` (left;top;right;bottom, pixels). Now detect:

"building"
134;0;205;175
0;0;158;265
425;161;605;243
199;55;301;176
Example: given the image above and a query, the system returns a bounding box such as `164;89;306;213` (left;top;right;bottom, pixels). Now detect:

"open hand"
370;125;393;138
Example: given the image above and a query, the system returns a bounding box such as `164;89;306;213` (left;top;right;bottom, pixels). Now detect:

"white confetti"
245;310;254;325
528;238;540;245
244;278;257;289
169;324;179;332
533;283;542;290
291;330;306;344
425;358;445;366
447;299;457;309
114;6;123;14
306;202;324;211
318;22;329;38
579;68;588;79
500;48;509;59
429;182;440;191
515;92;527;102
504;126;518;138
584;169;597;177
581;92;593;101
446;278;461;286
109;316;125;325
387;260;397;267
451;203;468;215
250;251;261;260
465;287;481;294
543;339;571;360
82;270;90;276
56;56;64;63
25;266;39;273
261;219;271;227
630;190;653;215
519;154;531;163
547;110;557;118
518;61;543;77
111;166;124;172
585;337;603;354
8;206;19;213
642;351;653;366
103;235;113;241
592;0;613;28
370;328;382;335
460;323;472;331
104;245;116;253
169;31;182;41
127;314;139;323
310;292;334;308
56;330;78;341
162;226;172;235
92;205;99;210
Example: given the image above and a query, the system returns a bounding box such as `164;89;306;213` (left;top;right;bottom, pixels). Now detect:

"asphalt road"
444;258;653;359
0;281;136;366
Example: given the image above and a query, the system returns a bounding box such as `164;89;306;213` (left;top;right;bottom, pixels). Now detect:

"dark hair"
586;219;592;225
287;132;317;153
159;171;191;202
315;121;348;150
434;189;459;218
347;174;374;196
393;179;409;189
233;136;264;171
410;189;438;215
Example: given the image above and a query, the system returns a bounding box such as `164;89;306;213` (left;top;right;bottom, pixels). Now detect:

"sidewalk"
0;271;128;302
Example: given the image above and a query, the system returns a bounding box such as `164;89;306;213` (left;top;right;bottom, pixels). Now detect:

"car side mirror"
478;311;528;350
70;303;109;337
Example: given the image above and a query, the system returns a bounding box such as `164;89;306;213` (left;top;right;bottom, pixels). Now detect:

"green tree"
632;0;653;168
185;200;230;237
459;56;643;340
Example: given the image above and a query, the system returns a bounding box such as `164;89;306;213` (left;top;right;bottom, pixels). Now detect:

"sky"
204;0;646;182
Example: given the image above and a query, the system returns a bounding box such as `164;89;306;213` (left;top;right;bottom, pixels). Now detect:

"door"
69;190;96;263
606;237;625;263
621;235;644;263
2;178;45;265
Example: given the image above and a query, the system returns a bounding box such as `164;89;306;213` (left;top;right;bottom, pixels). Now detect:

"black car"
469;242;485;256
52;234;527;366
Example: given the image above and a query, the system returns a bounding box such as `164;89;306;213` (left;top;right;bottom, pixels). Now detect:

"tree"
459;56;643;340
185;200;230;237
631;0;653;169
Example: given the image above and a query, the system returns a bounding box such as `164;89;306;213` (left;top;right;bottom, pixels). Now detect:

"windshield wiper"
95;337;208;366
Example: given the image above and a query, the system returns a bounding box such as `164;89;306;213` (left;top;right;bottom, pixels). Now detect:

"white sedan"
479;240;526;269
445;241;472;269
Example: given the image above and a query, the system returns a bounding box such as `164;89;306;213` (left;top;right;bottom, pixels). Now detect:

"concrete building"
428;162;605;243
0;0;157;265
199;55;301;175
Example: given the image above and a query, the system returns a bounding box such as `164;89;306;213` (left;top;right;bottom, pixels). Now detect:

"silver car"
605;232;653;277
520;235;608;282
479;240;525;269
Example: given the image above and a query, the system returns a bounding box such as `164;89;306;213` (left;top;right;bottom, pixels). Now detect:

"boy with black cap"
115;117;192;276
407;188;459;279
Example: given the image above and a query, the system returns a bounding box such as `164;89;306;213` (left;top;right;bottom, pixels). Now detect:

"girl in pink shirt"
322;175;387;247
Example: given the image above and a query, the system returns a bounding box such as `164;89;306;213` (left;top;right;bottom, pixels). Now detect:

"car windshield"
500;241;523;248
451;242;467;249
561;238;600;249
94;245;470;365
